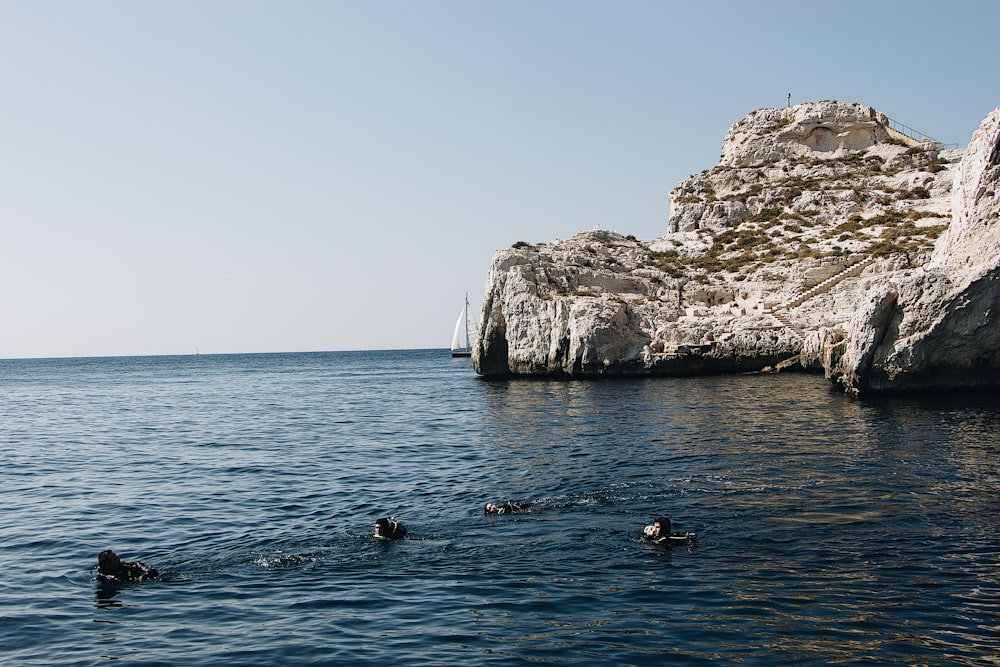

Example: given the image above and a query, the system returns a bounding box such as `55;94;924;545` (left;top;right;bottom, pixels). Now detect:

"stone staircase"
770;310;807;341
886;126;922;148
886;116;944;148
784;256;875;309
768;255;876;340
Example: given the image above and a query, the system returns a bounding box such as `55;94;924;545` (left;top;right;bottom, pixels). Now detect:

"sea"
1;349;998;666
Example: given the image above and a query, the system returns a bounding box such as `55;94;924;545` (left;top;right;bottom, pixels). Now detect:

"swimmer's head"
98;549;122;575
374;517;406;539
653;516;671;536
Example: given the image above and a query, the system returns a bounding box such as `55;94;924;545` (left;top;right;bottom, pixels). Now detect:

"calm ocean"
1;349;997;666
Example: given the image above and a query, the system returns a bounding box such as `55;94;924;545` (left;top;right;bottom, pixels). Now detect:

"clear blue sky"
1;0;996;358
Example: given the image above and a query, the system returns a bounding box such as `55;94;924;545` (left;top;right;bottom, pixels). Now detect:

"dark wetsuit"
374;518;407;539
98;560;159;583
488;502;529;515
645;532;695;546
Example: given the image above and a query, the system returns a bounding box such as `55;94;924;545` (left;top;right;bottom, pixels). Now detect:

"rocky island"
472;100;1000;396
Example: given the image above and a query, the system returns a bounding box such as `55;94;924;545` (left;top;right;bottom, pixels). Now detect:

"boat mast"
461;292;471;350
451;292;477;356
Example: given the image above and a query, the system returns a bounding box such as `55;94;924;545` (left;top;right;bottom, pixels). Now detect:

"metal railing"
886;117;959;149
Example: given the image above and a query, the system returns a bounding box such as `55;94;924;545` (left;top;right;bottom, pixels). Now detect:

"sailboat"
450;293;477;358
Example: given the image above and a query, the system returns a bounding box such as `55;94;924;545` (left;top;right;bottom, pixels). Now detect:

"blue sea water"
1;349;998;666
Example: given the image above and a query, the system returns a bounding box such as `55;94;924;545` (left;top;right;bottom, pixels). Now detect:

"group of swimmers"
97;505;693;583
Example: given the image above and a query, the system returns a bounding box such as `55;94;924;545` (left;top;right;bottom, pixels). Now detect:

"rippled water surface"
1;350;998;666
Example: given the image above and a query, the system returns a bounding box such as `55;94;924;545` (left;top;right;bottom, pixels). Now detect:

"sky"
1;0;997;359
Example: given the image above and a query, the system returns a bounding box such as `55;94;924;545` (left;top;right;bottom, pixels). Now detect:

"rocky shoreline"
472;101;1000;396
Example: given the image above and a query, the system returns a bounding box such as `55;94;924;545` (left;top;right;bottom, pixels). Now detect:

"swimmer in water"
642;516;695;545
484;501;529;515
97;549;159;583
374;517;407;539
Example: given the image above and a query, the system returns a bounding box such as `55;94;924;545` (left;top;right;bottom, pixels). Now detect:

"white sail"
450;294;475;356
451;304;468;351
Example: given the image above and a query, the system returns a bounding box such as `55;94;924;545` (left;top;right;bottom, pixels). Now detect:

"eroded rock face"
668;101;953;238
720;101;893;169
474;101;1000;395
933;107;1000;273
473;232;801;377
827;108;1000;394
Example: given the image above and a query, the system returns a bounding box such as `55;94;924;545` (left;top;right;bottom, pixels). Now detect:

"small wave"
252;554;318;569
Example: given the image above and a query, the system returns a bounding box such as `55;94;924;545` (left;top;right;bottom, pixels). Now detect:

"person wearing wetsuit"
643;516;693;545
484;502;529;515
374;517;407;539
97;549;159;583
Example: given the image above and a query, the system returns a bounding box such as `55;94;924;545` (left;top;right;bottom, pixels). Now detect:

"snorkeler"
484;501;529;515
374;517;407;539
642;516;695;545
97;549;159;583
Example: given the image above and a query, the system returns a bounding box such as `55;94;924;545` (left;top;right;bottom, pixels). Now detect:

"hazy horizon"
2;1;997;359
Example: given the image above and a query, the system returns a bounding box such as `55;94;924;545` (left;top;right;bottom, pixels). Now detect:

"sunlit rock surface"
473;101;1000;396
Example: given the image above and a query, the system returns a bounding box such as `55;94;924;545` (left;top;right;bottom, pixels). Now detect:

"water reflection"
7;353;1000;666
94;583;123;609
470;372;1000;664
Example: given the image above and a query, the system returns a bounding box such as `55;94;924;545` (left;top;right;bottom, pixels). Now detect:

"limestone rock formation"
473;100;1000;395
825;107;1000;394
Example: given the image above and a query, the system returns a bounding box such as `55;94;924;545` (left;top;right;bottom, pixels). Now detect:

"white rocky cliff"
824;107;1000;394
472;101;1000;395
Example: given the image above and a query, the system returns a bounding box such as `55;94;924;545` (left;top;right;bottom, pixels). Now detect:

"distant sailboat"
450;293;477;358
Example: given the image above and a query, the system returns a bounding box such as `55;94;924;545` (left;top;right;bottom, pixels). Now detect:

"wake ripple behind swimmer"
523;490;624;512
253;553;318;569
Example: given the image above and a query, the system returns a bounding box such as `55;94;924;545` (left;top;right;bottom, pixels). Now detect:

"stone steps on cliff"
766;255;876;341
769;310;806;341
886;126;922;148
783;256;876;310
